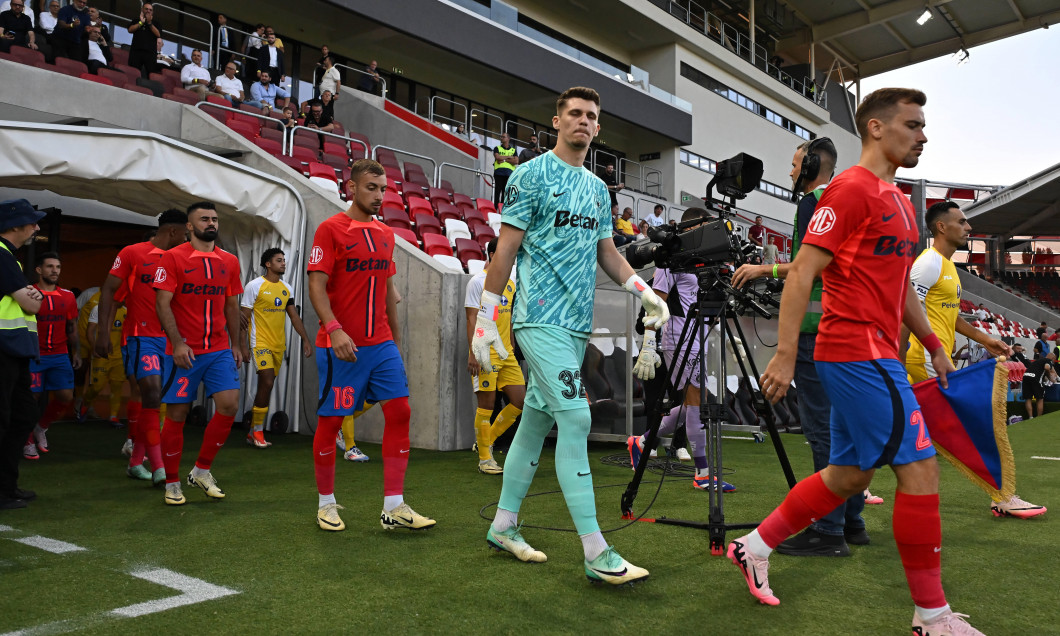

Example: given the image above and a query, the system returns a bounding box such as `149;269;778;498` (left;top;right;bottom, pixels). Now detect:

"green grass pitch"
1;413;1056;635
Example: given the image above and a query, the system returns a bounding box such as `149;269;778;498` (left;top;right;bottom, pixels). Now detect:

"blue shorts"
30;354;75;393
316;341;408;416
161;349;240;404
514;325;589;414
122;336;167;380
817;358;936;470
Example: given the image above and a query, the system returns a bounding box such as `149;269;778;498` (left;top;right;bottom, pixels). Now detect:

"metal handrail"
643;168;663;197
429;96;468;131
536;129;557;148
619;157;643;192
288;125;368;160
214;23;257;70
334;62;386;97
469;108;502;137
594;149;618;178
504;120;536;143
372;144;438;182
435;161;492;200
153;3;212;65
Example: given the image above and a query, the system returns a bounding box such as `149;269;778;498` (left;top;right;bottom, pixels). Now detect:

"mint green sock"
554;407;599;535
496;405;553;514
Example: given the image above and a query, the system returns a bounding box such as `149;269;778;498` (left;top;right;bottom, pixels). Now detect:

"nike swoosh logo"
398;516;414;524
590;566;628;576
933;547;941;553
400;449;409;454
577;471;590;477
530;460;539;466
345;243;359;250
165;452;180;457
319;517;341;528
882;212;897;222
552;192;566;197
184;268;196;273
752;567;765;589
319;450;334;456
216;442;223;447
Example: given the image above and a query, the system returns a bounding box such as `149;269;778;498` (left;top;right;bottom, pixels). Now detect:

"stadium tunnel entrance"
0;120;309;432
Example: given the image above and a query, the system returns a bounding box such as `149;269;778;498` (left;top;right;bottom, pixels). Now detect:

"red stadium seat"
320;152;348;171
476;198;497;215
453;193;475;212
323;141;348;158
275;153;308;175
347;132;371;158
421;233;452;258
254;137;283;155
408;198;434;217
226;119;259;140
439;180;455;196
95;68;127;87
290;145;319;164
405;172;430;188
54;57;87;76
110;47;129;67
404;185;427;201
0;52;17;63
114;63;142;86
11;46;44;67
464;208;487;226
292;128;320;149
123;84;155;97
309;162;338;181
383;208;412;231
455;238;483;267
414;213;443;238
205;94;228;106
472;225;496;250
163;93;199;106
437;202;462;225
79;72;114;86
383;191;404;209
259;126;284;144
169;86;199;102
384;166;403;185
392;226;418;247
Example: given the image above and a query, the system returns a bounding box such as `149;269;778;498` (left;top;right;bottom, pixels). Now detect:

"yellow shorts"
253;347;285;372
473;358;525;393
90;356;125;385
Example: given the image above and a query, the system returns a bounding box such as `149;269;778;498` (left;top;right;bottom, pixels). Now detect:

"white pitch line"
11;536;87;554
109;568;239;618
0;525;13;532
1031;456;1060;461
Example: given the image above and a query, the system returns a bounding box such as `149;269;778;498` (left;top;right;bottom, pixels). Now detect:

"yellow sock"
251;406;268;433
488;404;522;445
475;408;493;461
341;415;356;449
160;404;167;422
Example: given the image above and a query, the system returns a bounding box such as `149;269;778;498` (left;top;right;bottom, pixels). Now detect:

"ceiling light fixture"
917;9;933;26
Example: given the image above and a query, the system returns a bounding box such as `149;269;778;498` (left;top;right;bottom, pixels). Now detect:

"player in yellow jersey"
464;238;524;474
904;201;1045;519
241;248;313;448
74;288;101;421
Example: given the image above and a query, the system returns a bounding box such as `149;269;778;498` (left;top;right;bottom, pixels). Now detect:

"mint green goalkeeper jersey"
500;151;612;335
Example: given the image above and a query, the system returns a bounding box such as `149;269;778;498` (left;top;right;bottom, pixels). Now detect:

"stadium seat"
0;51;18;63
473;225;496;250
404;185;428;201
404;165;425;181
239;102;263;115
135;77;164;97
97;68;128;88
308;162;337;182
254;137;283;155
163;93;198;106
228;109;262;127
376;147;396;162
170;86;200;102
293;129;320;149
160;68;180;85
320;152;348;171
79;72;114;86
422;233;452;257
259;126;284;144
453;193;475;212
205;94;228;105
347;132;371;158
11;47;44;67
487;212;502;234
405;172;430;188
114;63;142;86
464;208;487;226
414;213;443;238
445;220;473;245
466;259;486;276
275;153;308;175
476;198;498;215
432;254;464;272
290;145;319;165
54;57;87;77
123;84;155;97
437;202;462;225
110;47;129;67
439;180;455;196
323;141;348;158
392;226;418;247
454;237;482;265
429;188;450;210
382;208;412;231
384;165;404;185
150;72;179;94
383;191;405;210
408;198;434;217
226;119;259;140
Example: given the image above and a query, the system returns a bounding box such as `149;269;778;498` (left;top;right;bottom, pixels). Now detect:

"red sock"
381;397;411;497
160;417;184;484
130;417;147;467
314;416;344;495
194;413;236;470
894;491;946;609
757;472;845;547
141;408;163;471
39;399;70;430
126;401;142;442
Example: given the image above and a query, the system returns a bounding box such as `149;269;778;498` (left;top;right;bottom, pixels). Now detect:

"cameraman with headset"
630;206;736;492
731;138;870;557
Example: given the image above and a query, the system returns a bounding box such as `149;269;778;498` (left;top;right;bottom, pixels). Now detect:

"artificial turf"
0;412;1056;635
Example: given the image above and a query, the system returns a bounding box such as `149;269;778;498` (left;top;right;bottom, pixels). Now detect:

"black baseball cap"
0;199;46;231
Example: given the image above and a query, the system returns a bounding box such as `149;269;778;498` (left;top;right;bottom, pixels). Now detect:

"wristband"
772;264;779;279
324;320;342;334
478;290;502;321
919;332;943;353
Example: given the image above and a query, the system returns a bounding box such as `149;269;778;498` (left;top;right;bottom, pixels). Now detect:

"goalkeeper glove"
471;290;509;372
633;330;662;380
623;274;669;329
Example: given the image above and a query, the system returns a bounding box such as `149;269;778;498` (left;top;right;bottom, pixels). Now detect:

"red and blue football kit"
29;287;77;393
110;241;168;380
802;166;934;469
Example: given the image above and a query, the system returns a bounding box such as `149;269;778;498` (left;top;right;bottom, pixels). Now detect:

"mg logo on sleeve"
807;207;836;235
309;246;324;265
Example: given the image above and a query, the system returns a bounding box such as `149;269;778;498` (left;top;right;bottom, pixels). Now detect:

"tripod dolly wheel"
270;411;289;434
753;432;765;443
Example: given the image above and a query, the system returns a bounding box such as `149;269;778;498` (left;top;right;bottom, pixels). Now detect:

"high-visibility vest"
493;144;516;171
0;240;38;358
791;186;825;334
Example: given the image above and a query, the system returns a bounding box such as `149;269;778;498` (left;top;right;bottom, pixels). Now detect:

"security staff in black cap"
0;199;46;510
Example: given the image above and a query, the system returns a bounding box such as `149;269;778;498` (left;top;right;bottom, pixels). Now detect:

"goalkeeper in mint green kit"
472;86;669;585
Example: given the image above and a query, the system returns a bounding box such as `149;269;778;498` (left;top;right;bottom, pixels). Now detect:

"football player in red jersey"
726;89;985;636
153;202;246;506
24;252;80;459
307;158;433;533
95;209;188;483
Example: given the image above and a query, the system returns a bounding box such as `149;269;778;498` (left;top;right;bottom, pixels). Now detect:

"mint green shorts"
513;325;589;414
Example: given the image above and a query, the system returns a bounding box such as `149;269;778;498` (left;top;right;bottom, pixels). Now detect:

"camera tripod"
620;267;797;556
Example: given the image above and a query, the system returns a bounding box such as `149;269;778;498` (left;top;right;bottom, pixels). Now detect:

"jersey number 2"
909;410;931;451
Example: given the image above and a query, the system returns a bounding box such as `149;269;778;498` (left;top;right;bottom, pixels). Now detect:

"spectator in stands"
454;123;468;138
215;13;231;64
1011;342;1029;365
126;2;160;77
154;37;175;69
249;69;288;111
180;48;212;100
264;25;283;51
615;207;635;239
304;98;334;134
85;6;108;44
599;163;622;207
491;132;518;208
212;61;244;105
645;203;666;228
611;203;631;247
637;220;649;236
80;23;110;72
256;31;284;83
973;303;989;322
318;55;341;99
518;135;544;163
242;23;263;79
319;89;335;120
0;0;37;53
1033;340;1044;360
276;105;297;139
762;236;779;264
38;0;58;40
356;59;381;94
312;44;330;91
747;215;766;247
0;0;32;27
50;0;86;61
